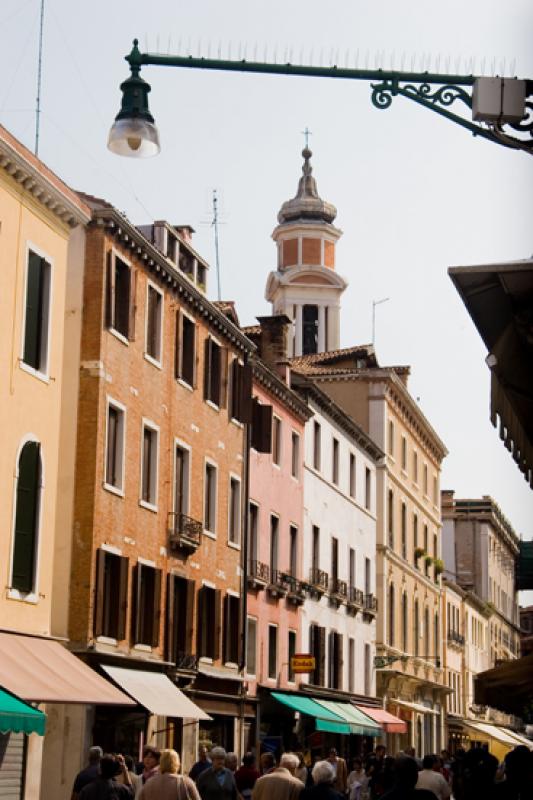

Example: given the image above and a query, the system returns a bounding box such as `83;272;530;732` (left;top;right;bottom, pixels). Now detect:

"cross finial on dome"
276;146;337;224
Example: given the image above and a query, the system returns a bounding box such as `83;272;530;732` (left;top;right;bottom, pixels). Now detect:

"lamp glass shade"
107;117;160;158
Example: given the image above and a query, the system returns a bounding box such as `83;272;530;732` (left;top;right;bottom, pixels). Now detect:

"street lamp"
108;39;533;157
107;40;160;157
372;297;390;345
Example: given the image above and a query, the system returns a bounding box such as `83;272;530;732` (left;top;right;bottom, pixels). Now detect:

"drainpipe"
239;356;252;757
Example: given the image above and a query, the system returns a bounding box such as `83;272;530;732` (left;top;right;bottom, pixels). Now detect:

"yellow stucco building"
0;127;132;800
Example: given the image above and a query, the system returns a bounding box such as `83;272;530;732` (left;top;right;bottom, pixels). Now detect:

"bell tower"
265;148;347;357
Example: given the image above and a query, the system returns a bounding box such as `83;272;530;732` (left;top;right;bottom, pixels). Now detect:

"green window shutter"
12;442;41;593
23;253;44;369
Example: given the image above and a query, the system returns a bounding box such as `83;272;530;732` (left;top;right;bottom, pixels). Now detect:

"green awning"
0;687;46;736
272;692;351;734
315;700;382;737
271;692;381;736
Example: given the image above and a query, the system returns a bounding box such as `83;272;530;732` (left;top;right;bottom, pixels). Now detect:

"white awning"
503;729;533;750
393;699;439;716
464;721;523;747
198;664;243;682
102;666;211;720
0;633;133;705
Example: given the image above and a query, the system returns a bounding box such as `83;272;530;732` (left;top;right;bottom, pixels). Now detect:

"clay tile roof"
241;324;261;336
75;191;114;210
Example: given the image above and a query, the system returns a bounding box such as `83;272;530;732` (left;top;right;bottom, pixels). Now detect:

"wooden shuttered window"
309;625;326;687
328;631;343;690
203;338;228;407
131;563;161;647
94;549;129;640
23;252;47;370
230;360;253;424
251;398;273;453
175;312;197;387
223;594;241;666
11;442;41;594
196;586;222;660
165;574;195;664
105;251;136;340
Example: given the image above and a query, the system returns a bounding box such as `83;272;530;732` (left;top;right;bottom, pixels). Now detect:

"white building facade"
295;380;383;701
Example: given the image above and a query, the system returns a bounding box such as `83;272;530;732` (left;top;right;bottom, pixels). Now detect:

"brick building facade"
68;198;255;765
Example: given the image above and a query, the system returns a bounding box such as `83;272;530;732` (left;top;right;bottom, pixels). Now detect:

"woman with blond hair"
138;749;200;800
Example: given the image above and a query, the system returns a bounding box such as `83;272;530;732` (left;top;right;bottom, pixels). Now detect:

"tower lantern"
265;148;347;357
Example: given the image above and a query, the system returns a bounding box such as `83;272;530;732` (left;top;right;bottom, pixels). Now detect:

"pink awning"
355;705;407;734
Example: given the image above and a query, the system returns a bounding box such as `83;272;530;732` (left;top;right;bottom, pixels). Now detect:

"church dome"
277;148;337;225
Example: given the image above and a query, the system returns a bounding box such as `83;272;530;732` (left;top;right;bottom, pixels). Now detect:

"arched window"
11;441;41;594
414;600;420;656
424;606;430;657
402;593;409;653
388;584;395;646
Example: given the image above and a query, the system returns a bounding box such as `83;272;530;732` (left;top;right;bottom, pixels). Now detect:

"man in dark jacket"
72;746;103;799
197;747;238;800
79;755;134;799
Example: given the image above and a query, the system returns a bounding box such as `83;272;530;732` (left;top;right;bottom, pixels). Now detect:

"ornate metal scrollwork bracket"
371;78;533;153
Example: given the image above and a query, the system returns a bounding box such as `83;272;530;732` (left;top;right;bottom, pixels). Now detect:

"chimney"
441;489;455;511
256;315;291;383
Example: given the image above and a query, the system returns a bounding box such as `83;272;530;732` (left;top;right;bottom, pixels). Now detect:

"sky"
2;0;532;562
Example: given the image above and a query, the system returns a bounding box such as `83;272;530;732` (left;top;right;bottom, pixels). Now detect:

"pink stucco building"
244;318;312;747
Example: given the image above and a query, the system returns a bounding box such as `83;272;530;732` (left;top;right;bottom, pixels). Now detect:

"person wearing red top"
235;753;261;799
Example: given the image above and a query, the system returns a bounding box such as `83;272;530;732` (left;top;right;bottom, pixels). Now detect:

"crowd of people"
71;741;533;800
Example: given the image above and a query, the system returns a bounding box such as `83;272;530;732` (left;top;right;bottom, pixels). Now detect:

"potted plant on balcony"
414;547;425;561
433;558;444;576
424;554;433;568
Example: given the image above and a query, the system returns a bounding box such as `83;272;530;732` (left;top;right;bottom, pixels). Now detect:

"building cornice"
89;207;255;355
252;358;313;423
309;368;448;463
0;126;90;228
293;376;385;463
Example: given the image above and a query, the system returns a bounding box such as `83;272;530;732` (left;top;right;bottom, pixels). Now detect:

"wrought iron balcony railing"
309;568;329;595
175;652;198;672
363;593;378;613
331;578;348;598
284;574;307;605
168;512;202;551
247;560;270;589
447;631;465;646
347;587;364;610
267;569;290;598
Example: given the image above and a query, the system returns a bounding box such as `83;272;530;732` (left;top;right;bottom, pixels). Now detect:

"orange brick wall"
281;238;298;268
324;240;335;268
69;227;246;664
302;237;321;265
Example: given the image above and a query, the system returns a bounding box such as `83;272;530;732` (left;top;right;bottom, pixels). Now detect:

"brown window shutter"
239;363;253;424
127;268;137;341
219;347;229;409
203;338;212;400
151;568;162;648
117;556;129;641
251;399;273;453
175;311;182;380
213;588;222;662
318;626;326;686
185;579;195;655
193;324;200;388
196;586;205;656
94;549;106;638
165;574;176;663
105;252;115;329
223;595;230;663
336;633;344;690
131;564;141;645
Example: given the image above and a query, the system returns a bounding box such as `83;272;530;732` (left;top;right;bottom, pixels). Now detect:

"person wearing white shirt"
416;755;451;800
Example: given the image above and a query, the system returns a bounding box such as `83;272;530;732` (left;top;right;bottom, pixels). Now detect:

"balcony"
284;575;307;606
247;560;270;591
309;568;329;599
329;577;348;608
363;594;378;617
168;512;202;553
267;569;290;599
175;652;198;672
346;587;364;614
447;631;465;647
